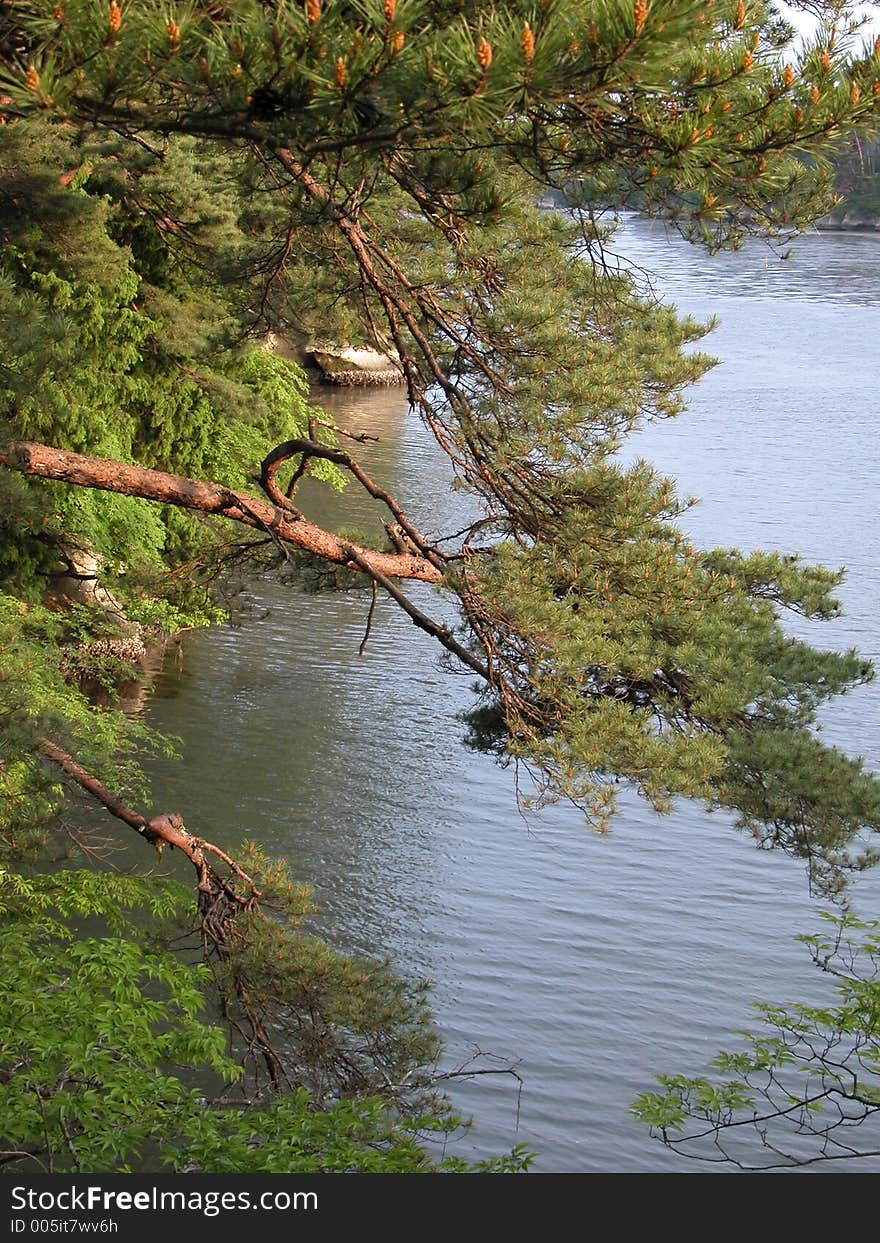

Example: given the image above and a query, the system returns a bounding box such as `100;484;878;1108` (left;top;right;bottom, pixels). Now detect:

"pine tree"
1;0;880;1171
2;0;878;877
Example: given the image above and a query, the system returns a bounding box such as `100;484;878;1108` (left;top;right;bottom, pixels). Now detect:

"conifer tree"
1;0;880;1170
2;0;878;879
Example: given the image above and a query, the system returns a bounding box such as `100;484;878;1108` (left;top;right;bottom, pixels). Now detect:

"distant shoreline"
538;197;880;236
812;218;880;234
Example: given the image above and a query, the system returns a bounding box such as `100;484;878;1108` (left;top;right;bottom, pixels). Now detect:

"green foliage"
723;729;880;895
632;913;880;1169
1;0;880;1174
0;115;342;587
459;467;877;889
3;9;877;863
204;841;443;1106
0;110;350;864
120;591;227;635
0;868;231;1172
0;867;529;1173
0;592;158;860
7;0;877;240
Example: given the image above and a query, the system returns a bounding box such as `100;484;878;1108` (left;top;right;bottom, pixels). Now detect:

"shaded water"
141;217;880;1171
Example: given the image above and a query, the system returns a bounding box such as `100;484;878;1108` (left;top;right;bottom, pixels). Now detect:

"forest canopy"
1;0;880;1172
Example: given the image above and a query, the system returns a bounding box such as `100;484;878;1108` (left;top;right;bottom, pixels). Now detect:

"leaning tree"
1;0;880;1167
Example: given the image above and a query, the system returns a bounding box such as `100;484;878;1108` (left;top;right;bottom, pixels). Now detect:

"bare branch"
260;436;446;569
0;440;442;584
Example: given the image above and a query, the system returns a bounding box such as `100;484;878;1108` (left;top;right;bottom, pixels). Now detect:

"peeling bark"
0;440;443;584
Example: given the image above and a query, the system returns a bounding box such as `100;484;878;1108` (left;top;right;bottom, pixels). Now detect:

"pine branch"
0;440;442;584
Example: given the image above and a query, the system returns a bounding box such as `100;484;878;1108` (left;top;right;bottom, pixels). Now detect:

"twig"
343;546;490;680
359;579;379;656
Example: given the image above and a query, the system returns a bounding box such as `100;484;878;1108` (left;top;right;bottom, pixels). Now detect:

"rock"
82;631;149;666
51;539;128;621
47;539;186;713
307;343;405;386
814;211;880;232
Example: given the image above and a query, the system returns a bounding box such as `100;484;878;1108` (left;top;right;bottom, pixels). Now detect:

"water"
140;216;880;1172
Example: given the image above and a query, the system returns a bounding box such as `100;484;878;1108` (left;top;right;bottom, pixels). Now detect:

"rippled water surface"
142;217;880;1172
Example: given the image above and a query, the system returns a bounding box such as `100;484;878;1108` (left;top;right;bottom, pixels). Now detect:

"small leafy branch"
633;913;880;1169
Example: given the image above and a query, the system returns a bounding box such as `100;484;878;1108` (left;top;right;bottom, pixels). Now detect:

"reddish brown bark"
40;740;259;902
40;739;279;1079
261;436;447;569
0;441;443;584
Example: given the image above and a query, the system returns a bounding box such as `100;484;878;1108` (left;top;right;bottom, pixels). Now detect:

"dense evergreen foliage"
1;0;879;1171
0;110;491;1171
